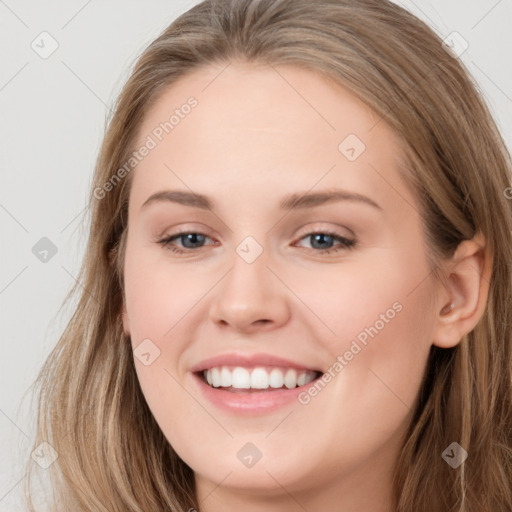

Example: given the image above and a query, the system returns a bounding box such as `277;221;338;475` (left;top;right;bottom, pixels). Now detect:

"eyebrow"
141;188;382;212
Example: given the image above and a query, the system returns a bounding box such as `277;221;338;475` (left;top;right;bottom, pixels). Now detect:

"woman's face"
122;62;439;507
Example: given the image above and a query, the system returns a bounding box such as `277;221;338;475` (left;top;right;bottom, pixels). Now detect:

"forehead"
134;61;388;145
129;62;409;215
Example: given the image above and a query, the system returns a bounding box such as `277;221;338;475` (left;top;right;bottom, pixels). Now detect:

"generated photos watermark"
298;300;403;405
94;96;198;200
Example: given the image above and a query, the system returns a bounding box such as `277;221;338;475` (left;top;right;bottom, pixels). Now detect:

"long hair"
24;0;512;510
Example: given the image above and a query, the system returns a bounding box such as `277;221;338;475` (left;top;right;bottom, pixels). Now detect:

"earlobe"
432;232;492;349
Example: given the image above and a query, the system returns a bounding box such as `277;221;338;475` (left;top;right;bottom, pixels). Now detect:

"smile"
202;365;320;391
190;352;324;413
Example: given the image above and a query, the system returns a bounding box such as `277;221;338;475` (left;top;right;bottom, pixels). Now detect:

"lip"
189;352;323;415
191;372;322;414
189;352;322;373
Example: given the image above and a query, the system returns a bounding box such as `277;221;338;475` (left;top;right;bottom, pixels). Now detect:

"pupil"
311;233;333;249
182;233;204;248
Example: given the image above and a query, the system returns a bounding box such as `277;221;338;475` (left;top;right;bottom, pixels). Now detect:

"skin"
121;62;490;512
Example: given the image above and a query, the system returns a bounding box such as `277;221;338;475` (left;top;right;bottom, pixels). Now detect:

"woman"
25;0;512;510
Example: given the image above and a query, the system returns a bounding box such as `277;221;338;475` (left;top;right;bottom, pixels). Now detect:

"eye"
294;231;356;255
157;229;356;256
157;230;215;254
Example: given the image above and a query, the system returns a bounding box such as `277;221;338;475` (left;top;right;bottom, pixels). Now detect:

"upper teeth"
203;366;317;390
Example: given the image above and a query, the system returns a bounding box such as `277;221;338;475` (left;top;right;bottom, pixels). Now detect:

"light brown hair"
25;0;512;510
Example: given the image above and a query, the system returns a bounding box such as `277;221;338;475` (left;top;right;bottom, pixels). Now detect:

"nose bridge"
209;234;290;331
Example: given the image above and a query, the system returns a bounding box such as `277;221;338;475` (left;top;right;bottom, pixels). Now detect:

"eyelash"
157;228;356;256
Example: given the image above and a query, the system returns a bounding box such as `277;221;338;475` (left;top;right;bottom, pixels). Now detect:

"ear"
432;232;492;348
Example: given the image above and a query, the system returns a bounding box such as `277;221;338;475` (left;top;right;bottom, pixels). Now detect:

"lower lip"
192;372;321;414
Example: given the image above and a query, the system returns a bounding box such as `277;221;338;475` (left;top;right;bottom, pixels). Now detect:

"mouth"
190;353;325;412
195;365;323;393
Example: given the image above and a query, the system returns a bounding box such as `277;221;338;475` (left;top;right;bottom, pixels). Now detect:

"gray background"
1;0;511;509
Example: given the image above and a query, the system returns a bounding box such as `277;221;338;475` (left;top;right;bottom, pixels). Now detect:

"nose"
208;246;291;334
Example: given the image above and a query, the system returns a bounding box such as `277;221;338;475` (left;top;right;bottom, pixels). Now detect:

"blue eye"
157;231;215;254
298;232;356;254
157;230;356;255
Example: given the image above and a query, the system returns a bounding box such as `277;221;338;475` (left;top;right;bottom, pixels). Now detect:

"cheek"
123;251;205;443
317;254;435;417
287;250;434;354
285;260;434;473
123;244;207;341
293;241;435;399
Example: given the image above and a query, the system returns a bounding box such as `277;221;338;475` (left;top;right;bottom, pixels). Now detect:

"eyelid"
157;223;353;243
156;223;216;240
294;222;355;240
